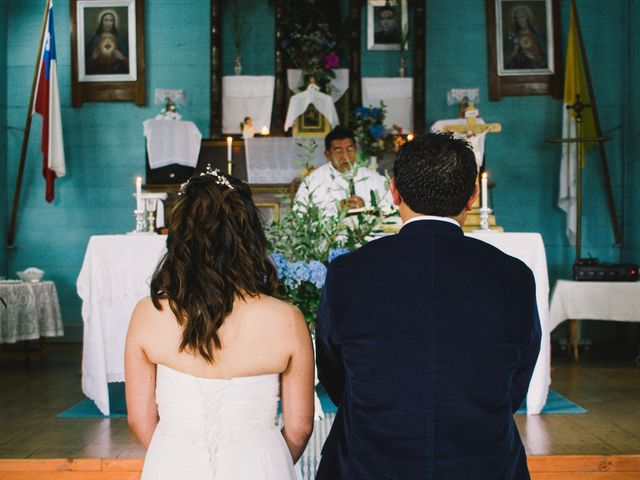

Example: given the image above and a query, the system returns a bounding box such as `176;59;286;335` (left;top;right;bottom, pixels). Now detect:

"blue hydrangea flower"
288;261;311;288
370;107;384;121
271;252;288;280
369;124;386;140
308;260;327;288
355;107;371;117
328;248;350;263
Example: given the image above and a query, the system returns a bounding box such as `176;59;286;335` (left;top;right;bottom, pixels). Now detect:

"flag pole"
6;0;52;249
571;0;622;244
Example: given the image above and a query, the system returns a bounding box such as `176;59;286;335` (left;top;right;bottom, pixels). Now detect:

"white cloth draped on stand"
287;68;349;103
362;77;413;132
223;76;275;134
284;84;340;132
143;119;202;169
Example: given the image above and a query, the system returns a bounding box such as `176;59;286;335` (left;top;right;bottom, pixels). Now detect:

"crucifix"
441;103;502;212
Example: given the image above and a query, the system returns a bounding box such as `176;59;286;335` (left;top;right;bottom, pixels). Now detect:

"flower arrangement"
352;102;388;162
284;22;340;93
267;188;386;329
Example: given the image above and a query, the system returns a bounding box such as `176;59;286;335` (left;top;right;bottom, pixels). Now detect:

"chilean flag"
33;0;65;203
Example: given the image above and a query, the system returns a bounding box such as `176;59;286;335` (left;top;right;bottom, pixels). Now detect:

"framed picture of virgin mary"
70;0;145;106
486;0;561;100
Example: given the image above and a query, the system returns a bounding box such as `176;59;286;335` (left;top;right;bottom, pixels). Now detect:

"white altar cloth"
223;76;275;134
550;280;640;330
77;234;167;415
244;137;327;184
362;77;413;132
467;232;550;415
77;231;550;416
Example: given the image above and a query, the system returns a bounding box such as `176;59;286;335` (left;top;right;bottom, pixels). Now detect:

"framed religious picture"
486;0;562;100
367;0;408;51
70;0;145;106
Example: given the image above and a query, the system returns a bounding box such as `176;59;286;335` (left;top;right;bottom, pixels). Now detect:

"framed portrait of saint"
367;0;408;51
486;0;561;99
70;0;145;106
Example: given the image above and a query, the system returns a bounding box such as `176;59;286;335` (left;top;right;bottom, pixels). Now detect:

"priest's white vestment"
295;163;391;216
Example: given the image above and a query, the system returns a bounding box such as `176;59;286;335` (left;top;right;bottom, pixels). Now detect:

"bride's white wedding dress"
142;364;299;479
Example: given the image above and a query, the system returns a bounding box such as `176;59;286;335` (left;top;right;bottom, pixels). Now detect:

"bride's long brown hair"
150;172;277;363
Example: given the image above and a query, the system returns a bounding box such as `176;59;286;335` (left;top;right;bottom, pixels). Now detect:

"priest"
294;127;391;215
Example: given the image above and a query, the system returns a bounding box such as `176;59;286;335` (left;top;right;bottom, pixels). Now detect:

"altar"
77;231;551;416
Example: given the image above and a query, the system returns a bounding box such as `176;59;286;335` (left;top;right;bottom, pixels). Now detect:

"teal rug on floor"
57;384;585;418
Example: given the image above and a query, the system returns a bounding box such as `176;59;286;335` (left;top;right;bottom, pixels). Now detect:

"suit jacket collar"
399;216;464;237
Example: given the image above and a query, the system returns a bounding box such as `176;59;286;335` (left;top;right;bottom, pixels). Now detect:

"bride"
125;167;314;479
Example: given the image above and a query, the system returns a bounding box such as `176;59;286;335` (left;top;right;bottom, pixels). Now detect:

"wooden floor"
1;343;639;479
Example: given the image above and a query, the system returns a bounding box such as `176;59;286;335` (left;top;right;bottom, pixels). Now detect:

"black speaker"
573;258;639;282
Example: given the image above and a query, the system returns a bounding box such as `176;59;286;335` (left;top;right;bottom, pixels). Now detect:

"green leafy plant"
267;175;387;329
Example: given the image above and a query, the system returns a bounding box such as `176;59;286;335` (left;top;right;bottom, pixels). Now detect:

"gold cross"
442;103;502;136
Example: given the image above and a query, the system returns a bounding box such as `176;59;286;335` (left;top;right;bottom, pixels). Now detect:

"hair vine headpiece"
178;164;234;196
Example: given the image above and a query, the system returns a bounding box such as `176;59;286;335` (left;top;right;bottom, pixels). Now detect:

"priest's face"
326;138;357;173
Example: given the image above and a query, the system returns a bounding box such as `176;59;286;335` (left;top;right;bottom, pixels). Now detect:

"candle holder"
133;209;146;233
227;160;233;176
145;198;158;233
478;207;492;231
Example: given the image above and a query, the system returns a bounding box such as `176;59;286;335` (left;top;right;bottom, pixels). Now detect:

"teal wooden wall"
1;0;7;275
0;0;635;329
623;0;640;263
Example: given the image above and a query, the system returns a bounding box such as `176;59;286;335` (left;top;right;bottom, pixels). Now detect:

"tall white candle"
136;176;142;211
481;172;488;210
227;137;233;163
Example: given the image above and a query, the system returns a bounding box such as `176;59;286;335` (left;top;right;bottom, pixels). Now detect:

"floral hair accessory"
178;164;234;196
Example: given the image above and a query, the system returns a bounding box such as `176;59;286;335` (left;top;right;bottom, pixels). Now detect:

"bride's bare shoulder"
245;295;305;328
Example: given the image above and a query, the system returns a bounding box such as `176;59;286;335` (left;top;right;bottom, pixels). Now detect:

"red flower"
324;53;340;70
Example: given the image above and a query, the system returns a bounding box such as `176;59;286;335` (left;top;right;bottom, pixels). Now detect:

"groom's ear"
466;184;480;211
390;177;402;206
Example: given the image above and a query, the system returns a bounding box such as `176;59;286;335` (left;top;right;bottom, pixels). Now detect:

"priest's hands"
340;195;365;210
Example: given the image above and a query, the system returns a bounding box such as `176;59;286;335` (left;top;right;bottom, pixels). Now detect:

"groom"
315;132;541;479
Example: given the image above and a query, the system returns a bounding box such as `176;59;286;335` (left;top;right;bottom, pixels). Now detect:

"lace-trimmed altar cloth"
141;365;299;480
0;281;64;343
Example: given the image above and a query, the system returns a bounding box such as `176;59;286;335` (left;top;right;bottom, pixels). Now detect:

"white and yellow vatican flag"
558;2;597;245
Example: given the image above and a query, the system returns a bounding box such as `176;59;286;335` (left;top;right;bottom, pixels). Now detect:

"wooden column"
413;0;426;133
272;0;286;136
210;1;223;137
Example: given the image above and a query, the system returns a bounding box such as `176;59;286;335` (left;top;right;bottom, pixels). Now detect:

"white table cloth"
77;234;167;415
362;77;413;132
0;280;64;343
244;137;327;184
223;75;275;134
549;280;640;330
287;68;349;103
467;232;550;415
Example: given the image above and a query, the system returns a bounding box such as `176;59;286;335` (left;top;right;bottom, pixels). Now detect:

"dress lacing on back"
142;364;298;480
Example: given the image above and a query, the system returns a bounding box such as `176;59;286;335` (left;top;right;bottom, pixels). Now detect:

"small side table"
550;280;640;361
0;280;64;364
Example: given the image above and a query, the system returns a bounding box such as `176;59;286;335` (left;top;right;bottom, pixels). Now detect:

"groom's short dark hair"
393;132;477;217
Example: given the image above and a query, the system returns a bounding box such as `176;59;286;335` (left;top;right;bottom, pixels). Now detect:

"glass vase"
399;54;406;78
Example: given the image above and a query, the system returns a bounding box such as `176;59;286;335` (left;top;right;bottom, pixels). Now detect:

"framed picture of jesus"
70;0;146;106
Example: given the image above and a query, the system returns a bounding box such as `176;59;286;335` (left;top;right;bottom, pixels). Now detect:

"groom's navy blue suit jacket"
316;219;541;479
